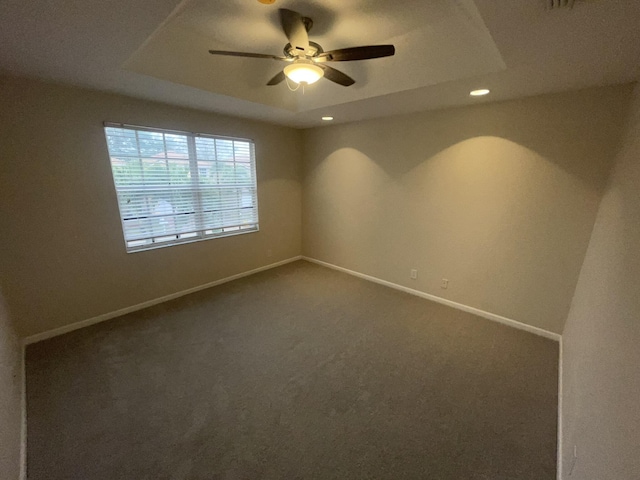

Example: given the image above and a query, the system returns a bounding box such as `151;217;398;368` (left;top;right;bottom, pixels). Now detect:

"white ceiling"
1;0;639;128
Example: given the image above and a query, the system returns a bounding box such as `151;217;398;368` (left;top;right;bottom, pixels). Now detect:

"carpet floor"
26;260;558;479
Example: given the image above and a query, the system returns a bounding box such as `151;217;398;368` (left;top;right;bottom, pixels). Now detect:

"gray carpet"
26;260;558;479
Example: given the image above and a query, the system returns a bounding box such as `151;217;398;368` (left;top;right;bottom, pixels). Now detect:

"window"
103;123;259;252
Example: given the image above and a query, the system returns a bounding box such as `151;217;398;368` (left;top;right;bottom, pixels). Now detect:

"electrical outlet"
441;278;449;289
410;269;418;279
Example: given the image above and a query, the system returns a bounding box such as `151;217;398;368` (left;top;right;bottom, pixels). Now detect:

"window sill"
125;226;259;253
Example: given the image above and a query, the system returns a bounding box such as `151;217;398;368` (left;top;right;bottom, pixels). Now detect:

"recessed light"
322;116;334;121
470;89;490;97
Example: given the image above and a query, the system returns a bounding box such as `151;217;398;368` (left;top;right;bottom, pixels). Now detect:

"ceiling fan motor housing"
284;41;323;59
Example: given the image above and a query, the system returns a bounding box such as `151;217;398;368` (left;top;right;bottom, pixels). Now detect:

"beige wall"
560;83;640;479
0;288;22;479
0;76;302;337
302;86;632;334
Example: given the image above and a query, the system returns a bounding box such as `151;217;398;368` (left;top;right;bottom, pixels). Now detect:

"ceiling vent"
547;0;600;10
547;0;576;9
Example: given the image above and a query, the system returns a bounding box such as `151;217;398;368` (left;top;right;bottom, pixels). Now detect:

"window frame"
103;122;259;253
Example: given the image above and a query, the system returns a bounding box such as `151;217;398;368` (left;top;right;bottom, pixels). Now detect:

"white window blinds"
103;123;259;252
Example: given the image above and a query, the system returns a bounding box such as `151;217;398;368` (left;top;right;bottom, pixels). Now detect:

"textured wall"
0;288;22;479
302;86;632;334
0;76;303;337
561;83;640;478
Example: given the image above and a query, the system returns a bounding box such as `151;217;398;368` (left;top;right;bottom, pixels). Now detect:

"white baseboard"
557;338;564;480
23;256;302;345
20;342;26;480
302;256;561;342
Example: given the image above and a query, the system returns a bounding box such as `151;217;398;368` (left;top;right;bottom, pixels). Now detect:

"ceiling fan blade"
318;64;355;87
209;50;287;61
315;45;395;62
279;9;310;56
267;71;286;86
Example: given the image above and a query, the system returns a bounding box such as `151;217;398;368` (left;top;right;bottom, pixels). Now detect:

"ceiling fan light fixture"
284;60;324;85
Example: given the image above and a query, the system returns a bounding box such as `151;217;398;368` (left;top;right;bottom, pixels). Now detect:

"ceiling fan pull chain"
285;76;300;92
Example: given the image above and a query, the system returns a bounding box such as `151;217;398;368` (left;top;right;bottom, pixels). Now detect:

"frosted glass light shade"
284;60;324;85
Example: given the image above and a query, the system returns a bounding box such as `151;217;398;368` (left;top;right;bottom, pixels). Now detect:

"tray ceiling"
123;0;506;112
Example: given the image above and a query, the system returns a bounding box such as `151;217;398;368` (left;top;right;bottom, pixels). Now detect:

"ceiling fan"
208;9;395;87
